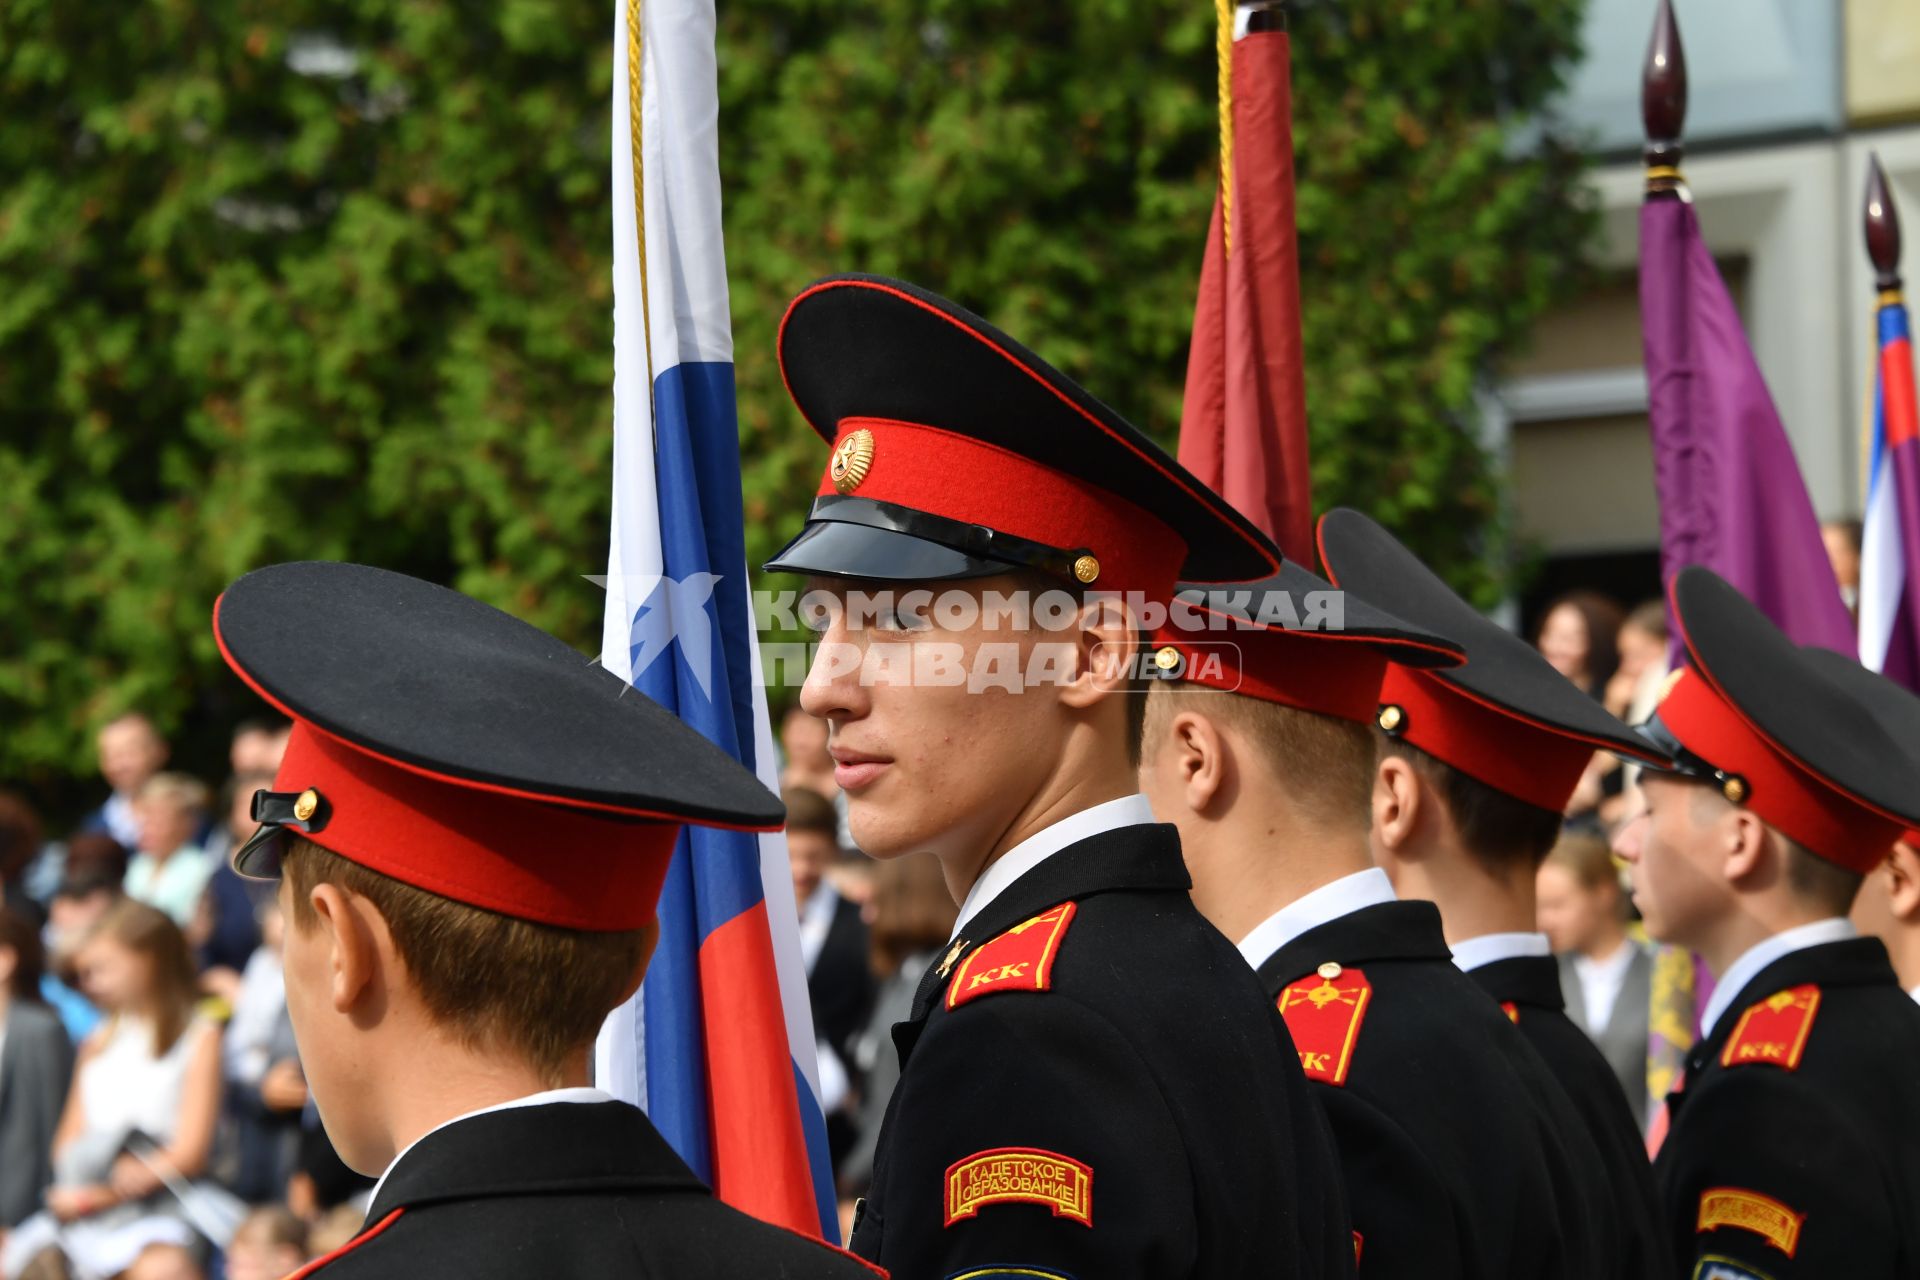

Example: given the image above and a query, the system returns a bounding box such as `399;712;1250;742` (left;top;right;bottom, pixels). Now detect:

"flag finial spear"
1866;153;1904;294
1643;0;1688;200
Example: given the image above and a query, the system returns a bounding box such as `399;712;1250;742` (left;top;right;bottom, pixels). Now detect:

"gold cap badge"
1377;704;1405;733
293;788;320;822
1072;554;1100;584
829;428;875;495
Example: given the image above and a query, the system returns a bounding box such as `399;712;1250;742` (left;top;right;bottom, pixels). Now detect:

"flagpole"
1641;0;1686;202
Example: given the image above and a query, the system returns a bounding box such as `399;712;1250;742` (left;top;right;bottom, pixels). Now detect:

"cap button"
1317;961;1343;980
1377;704;1405;733
1721;775;1749;805
293;788;320;822
1072;554;1100;584
1154;645;1182;672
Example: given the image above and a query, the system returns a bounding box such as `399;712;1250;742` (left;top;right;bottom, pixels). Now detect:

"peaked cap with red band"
213;562;784;931
764;275;1279;600
1637;568;1920;873
1317;508;1667;812
1148;559;1464;724
1798;645;1920;848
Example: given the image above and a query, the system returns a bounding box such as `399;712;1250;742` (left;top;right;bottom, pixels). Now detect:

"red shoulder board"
947;902;1077;1010
1276;963;1372;1086
1500;1001;1520;1024
1720;984;1821;1071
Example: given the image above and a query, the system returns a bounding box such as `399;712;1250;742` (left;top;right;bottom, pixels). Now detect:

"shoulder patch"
1720;984;1820;1071
1696;1186;1804;1257
946;902;1076;1010
1276;963;1372;1086
944;1147;1093;1228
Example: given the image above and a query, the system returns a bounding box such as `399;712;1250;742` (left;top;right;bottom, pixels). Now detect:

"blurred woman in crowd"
0;906;72;1229
2;901;224;1277
124;777;215;930
1537;832;1651;1127
837;851;957;1211
1535;589;1624;701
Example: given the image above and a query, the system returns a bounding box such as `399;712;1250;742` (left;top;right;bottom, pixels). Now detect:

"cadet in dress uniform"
211;562;880;1279
1140;555;1616;1279
765;275;1351;1279
1626;567;1920;1279
1314;507;1669;1278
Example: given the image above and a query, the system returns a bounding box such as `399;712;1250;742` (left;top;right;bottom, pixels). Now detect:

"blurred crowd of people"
0;717;375;1280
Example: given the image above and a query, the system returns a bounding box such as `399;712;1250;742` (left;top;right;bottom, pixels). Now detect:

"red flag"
1179;25;1312;563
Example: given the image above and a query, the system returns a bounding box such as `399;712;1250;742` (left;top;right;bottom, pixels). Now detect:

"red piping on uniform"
282;1208;405;1278
777;278;1280;578
770;1223;890;1278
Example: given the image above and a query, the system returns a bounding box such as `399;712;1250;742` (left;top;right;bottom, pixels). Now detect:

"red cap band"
818;417;1188;602
1153;625;1391;725
1379;667;1594;813
273;723;678;931
1658;669;1904;873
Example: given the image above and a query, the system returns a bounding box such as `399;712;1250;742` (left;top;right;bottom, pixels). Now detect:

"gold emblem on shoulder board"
936;938;968;979
829;428;875;495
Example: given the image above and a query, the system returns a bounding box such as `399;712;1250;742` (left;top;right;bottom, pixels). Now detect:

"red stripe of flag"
698;900;822;1235
1884;335;1918;448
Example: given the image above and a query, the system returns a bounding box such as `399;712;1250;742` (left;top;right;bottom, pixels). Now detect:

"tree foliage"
0;0;1589;785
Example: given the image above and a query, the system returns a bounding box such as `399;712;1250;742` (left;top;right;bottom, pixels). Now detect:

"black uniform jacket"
1468;955;1668;1280
1654;937;1920;1279
293;1099;882;1278
1254;901;1612;1280
848;822;1353;1280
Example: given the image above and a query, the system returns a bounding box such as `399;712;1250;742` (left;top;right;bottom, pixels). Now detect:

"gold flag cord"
625;0;656;391
1215;0;1234;255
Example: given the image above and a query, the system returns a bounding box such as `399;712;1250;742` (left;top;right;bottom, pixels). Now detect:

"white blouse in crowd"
1571;938;1639;1035
79;1013;214;1147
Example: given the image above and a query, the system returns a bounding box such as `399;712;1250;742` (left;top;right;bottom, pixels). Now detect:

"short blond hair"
283;838;651;1083
135;772;209;816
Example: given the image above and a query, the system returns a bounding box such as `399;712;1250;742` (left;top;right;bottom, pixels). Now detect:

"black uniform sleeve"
865;990;1196;1280
1658;1072;1897;1277
1315;1089;1464;1280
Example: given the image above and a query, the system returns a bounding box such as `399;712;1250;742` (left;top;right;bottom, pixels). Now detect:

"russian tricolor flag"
592;0;837;1241
1859;294;1920;690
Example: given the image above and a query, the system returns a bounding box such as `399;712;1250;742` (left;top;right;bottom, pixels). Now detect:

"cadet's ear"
304;883;388;1017
1888;841;1920;922
1721;809;1774;887
1057;593;1137;713
1371;755;1422;855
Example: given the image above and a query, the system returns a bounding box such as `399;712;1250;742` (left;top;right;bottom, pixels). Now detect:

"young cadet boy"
1139;556;1615;1280
211;561;880;1278
1314;507;1668;1277
765;274;1350;1279
1621;568;1920;1278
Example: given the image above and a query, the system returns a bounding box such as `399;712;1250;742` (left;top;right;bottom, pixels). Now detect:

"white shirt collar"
1235;868;1396;970
368;1086;611;1207
950;794;1156;941
1910;984;1920;1006
1702;918;1858;1038
1449;931;1552;973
